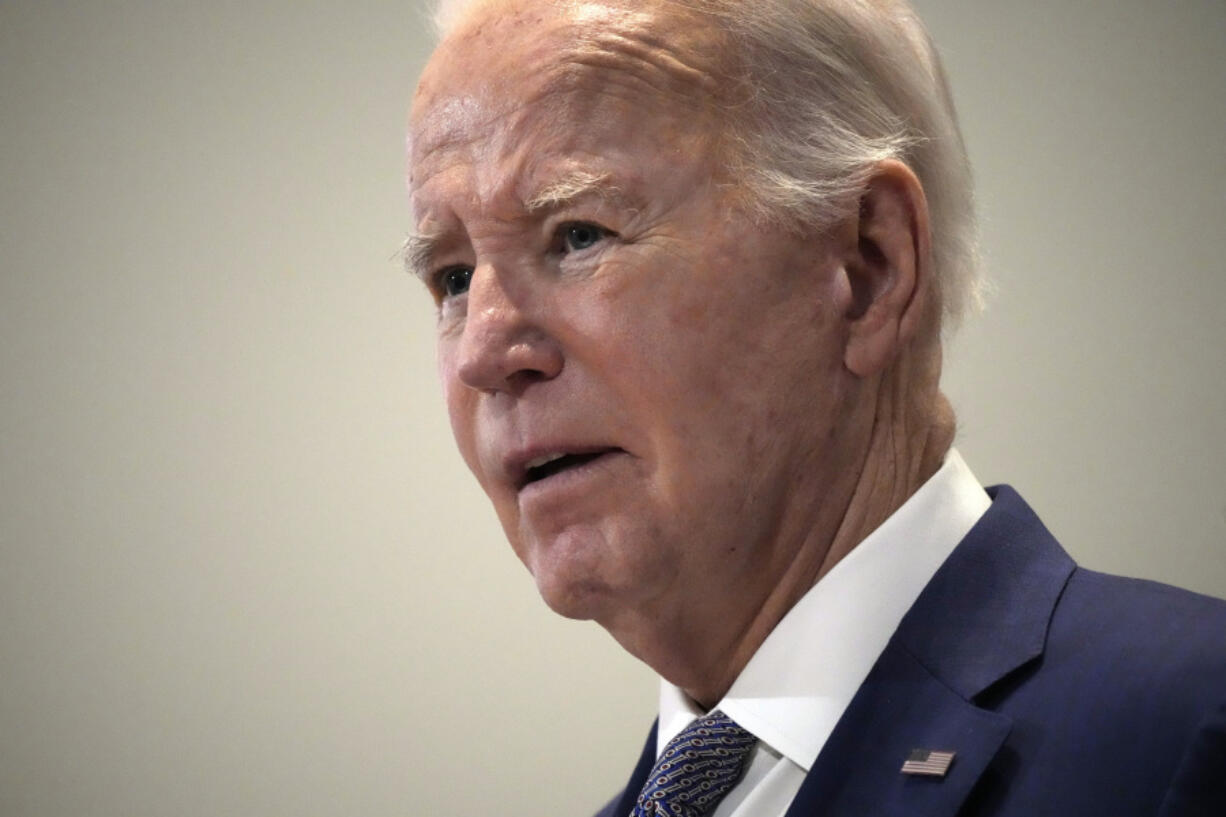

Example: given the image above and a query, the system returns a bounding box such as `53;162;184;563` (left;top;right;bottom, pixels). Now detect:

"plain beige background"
1;1;1223;815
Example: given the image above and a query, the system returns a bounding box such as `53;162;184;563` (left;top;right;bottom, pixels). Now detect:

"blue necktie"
630;710;757;817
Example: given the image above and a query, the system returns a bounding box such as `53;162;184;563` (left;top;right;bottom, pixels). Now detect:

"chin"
516;522;664;621
529;559;621;620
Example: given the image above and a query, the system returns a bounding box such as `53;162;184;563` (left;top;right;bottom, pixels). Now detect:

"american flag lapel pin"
900;748;956;777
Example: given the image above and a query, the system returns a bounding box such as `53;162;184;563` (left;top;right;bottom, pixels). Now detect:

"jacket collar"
783;485;1076;817
894;484;1076;699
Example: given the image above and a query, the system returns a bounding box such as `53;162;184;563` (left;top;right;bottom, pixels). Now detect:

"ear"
840;160;932;377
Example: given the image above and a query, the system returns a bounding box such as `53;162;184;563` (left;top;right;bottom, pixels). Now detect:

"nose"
452;265;563;394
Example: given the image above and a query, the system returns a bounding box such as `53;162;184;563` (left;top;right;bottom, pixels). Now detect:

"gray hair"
429;0;982;328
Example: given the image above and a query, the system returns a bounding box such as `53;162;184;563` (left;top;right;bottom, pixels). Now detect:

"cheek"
656;292;842;475
439;355;483;474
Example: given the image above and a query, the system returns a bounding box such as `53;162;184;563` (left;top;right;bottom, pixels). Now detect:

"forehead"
407;0;734;201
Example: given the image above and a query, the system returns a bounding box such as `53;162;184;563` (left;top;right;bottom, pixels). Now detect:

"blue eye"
562;222;608;252
439;266;472;297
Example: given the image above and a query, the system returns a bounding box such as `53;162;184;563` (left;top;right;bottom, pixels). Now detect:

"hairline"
426;0;982;328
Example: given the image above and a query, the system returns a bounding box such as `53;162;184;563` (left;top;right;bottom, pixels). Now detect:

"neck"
633;361;954;709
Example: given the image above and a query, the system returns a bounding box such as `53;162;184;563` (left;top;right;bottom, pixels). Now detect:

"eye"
438;266;473;297
561;222;611;253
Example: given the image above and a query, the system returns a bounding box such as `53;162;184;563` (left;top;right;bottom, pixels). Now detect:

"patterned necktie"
630;709;757;817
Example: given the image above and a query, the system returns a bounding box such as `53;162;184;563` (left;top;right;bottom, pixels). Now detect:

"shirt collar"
657;448;990;768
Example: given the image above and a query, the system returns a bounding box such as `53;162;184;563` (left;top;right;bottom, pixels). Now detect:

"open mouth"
521;449;619;488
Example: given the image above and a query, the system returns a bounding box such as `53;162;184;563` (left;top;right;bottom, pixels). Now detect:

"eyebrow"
523;170;626;213
401;171;637;282
399;229;444;284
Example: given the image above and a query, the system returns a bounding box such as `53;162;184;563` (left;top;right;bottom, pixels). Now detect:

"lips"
510;447;623;491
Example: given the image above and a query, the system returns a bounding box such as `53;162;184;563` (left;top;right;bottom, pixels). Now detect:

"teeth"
524;452;567;471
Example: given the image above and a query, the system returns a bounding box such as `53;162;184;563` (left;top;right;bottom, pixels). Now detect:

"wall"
1;1;1222;815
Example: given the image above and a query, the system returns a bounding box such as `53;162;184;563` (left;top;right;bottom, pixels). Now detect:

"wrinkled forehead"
408;0;734;182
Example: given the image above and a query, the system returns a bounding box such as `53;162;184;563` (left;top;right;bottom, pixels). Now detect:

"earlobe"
842;160;931;377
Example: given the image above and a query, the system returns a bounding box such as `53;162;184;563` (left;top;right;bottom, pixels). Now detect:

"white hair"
428;0;982;327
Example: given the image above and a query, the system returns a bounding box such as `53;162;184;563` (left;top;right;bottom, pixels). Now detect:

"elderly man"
404;0;1226;814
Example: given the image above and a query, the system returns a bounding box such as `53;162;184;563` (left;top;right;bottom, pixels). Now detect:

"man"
404;0;1226;814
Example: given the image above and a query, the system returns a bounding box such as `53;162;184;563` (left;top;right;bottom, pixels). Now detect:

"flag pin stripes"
900;748;956;777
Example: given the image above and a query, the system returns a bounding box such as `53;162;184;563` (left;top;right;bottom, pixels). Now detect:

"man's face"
408;1;859;636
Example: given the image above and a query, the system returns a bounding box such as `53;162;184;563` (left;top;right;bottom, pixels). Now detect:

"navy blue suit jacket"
597;487;1226;816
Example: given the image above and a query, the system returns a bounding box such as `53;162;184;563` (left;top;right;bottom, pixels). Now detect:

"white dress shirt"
654;449;991;817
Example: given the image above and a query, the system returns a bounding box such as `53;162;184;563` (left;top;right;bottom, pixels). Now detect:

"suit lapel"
892;486;1077;700
785;486;1076;817
784;641;1011;817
